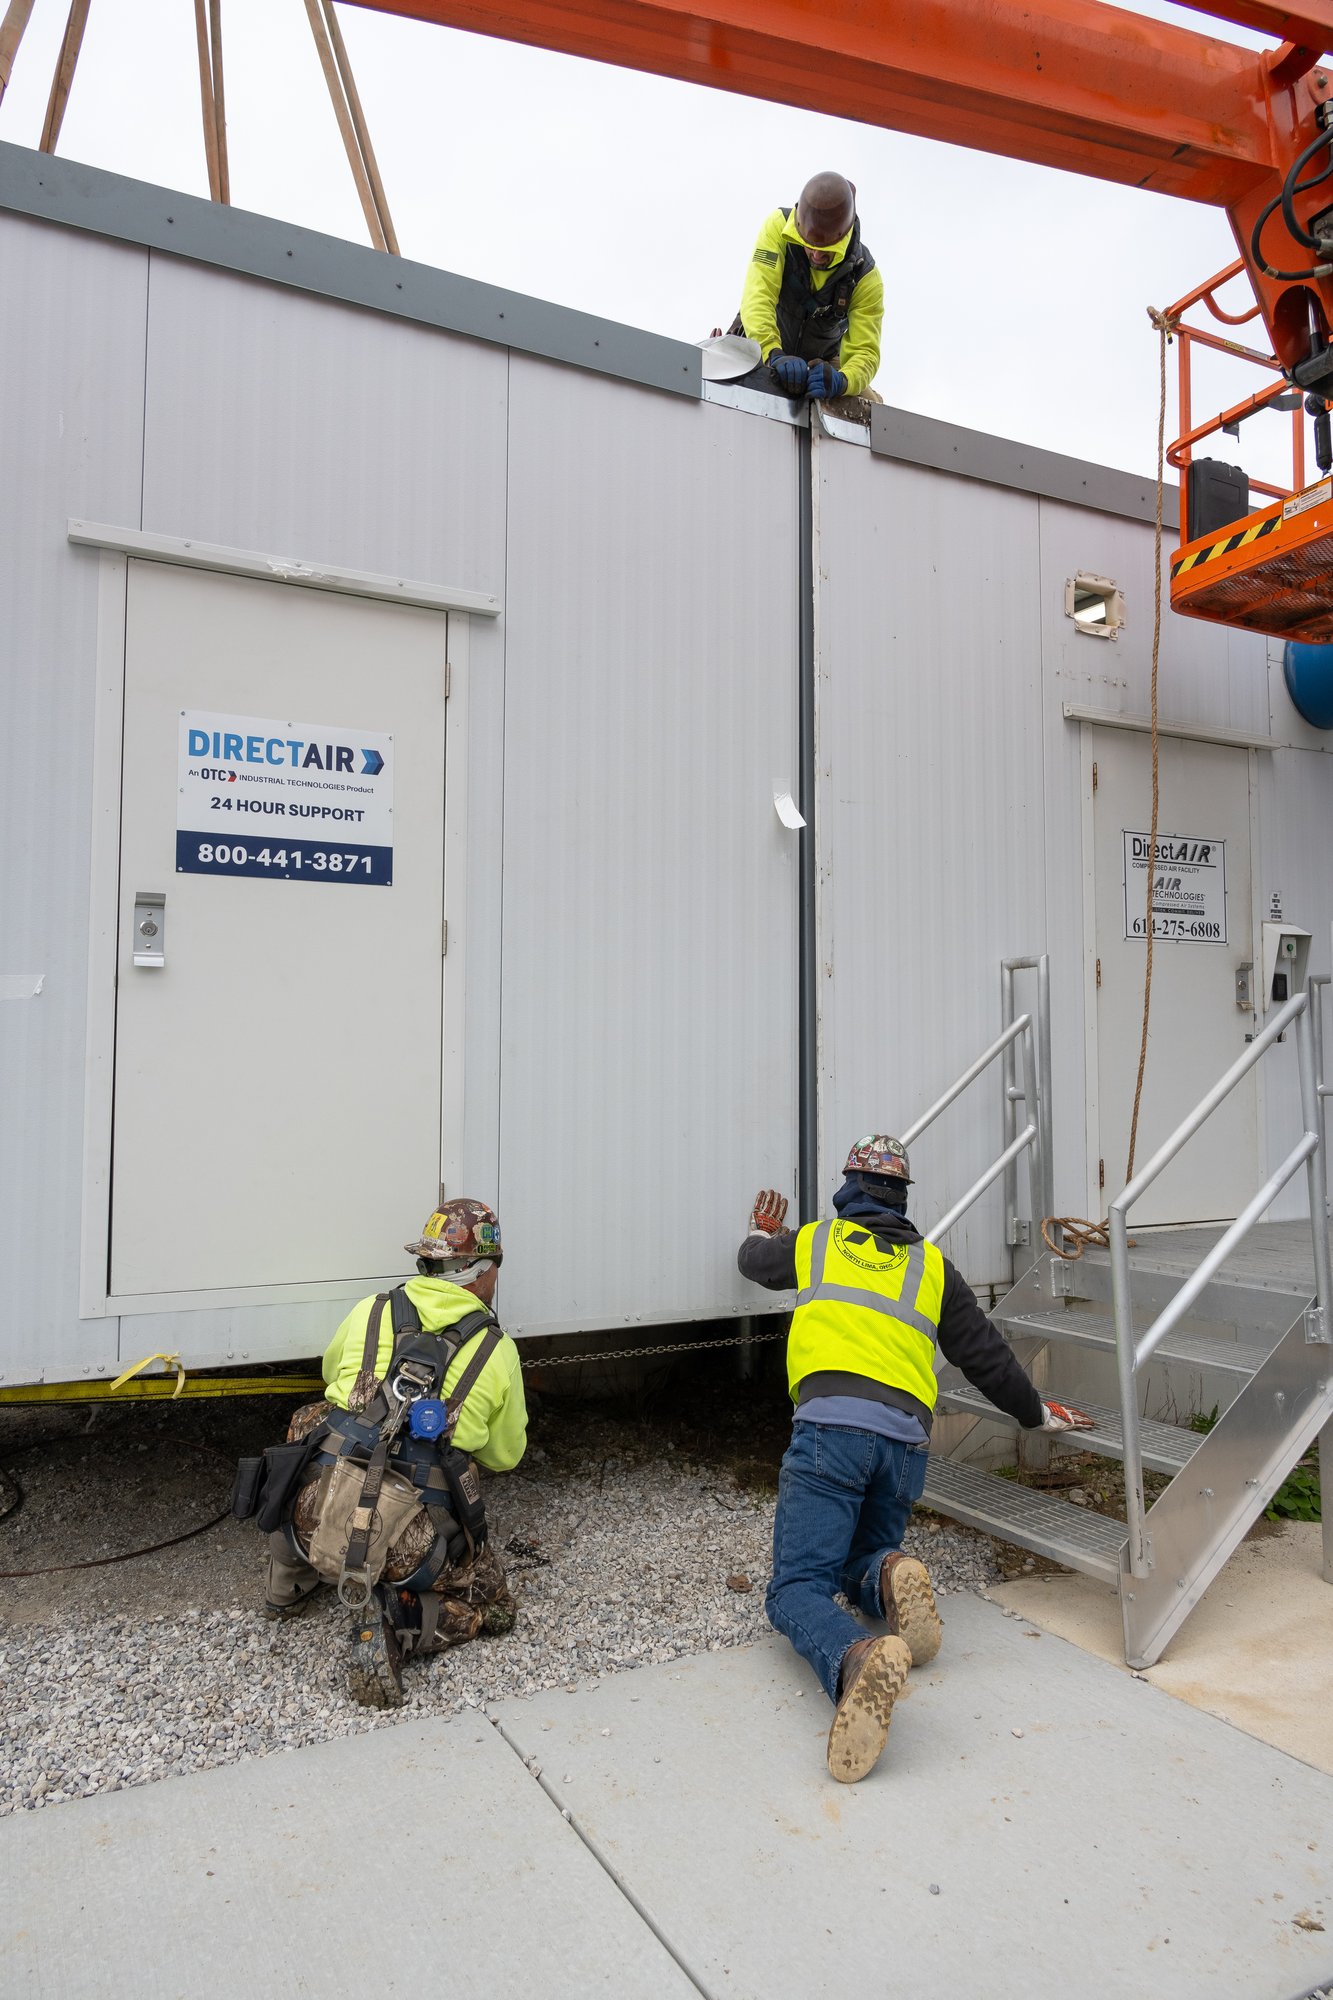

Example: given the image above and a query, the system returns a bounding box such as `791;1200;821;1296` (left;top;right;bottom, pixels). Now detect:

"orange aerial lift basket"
1168;261;1333;644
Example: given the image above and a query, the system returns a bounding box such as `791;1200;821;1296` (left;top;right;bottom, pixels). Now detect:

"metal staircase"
913;959;1333;1669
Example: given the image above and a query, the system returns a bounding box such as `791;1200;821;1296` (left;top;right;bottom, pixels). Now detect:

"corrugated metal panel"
498;360;800;1334
813;441;1047;1286
1257;746;1333;1221
140;253;508;591
1037;499;1270;739
0;215;147;1382
0;141;700;399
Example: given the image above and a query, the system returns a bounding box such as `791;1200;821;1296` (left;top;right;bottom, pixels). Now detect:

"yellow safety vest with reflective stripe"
788;1220;944;1413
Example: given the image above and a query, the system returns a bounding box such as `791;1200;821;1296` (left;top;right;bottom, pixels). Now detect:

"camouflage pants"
265;1399;517;1652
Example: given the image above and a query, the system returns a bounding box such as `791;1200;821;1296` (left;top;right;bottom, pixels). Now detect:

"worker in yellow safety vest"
729;171;883;403
740;1135;1091;1783
256;1198;528;1710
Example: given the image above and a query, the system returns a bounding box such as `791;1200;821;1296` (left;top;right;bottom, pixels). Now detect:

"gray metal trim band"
869;404;1177;527
0;142;701;401
798;1225;938;1344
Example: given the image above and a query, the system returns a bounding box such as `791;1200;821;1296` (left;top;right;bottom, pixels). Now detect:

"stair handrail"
1002;956;1055;1243
1312;971;1330;1162
1107;987;1333;1578
900;980;1049;1247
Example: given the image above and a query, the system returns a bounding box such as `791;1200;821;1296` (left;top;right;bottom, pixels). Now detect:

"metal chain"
519;1326;787;1369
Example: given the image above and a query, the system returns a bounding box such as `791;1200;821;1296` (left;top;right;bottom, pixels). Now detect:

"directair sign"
177;708;394;885
185;724;386;777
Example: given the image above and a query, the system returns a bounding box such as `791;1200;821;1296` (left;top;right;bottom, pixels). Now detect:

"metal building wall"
135;251;513;1220
811;433;1047;1286
1033;498;1271;1228
0;215;148;1385
498;359;801;1334
1257;643;1333;1220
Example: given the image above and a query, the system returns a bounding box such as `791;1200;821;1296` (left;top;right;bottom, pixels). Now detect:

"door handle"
133;892;166;968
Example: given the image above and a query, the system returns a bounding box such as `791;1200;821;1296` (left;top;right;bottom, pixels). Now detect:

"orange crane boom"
350;0;1333;638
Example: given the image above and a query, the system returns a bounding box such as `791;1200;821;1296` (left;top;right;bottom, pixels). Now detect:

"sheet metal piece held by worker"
730;171;884;404
741;1137;1091;1784
244;1197;527;1709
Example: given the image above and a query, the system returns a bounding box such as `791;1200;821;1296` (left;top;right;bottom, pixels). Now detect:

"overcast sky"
0;0;1305;484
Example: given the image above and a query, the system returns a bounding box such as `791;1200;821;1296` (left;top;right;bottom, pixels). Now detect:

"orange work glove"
748;1190;789;1236
1041;1400;1095;1432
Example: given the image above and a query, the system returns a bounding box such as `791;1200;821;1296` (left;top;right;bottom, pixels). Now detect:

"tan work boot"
880;1553;943;1667
826;1634;912;1784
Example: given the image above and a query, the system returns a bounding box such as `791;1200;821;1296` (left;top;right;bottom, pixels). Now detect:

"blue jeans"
765;1421;930;1704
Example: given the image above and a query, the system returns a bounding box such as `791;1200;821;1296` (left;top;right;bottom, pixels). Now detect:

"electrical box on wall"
1261;922;1311;1010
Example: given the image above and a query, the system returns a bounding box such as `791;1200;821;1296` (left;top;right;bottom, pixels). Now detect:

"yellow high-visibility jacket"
788;1220;944;1416
321;1276;528;1471
738;207;884;396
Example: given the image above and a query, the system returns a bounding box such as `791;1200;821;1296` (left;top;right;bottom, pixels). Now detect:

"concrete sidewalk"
4;1595;1331;2000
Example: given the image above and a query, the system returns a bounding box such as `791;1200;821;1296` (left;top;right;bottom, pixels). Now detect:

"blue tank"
1283;642;1333;730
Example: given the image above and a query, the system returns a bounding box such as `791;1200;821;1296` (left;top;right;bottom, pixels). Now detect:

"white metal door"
111;562;448;1297
1089;728;1257;1224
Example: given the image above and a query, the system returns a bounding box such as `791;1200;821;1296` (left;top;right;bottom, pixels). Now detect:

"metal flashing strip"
870;404;1176;527
702;379;808;426
68;520;500;616
1062;703;1275;751
0;141;700;400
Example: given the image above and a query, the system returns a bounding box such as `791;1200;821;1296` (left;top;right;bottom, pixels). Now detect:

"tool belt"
234;1285;501;1609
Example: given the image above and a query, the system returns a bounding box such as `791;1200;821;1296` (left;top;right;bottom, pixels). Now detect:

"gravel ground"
0;1364;1001;1818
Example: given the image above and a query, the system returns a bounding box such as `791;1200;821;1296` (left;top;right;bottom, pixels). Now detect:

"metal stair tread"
935;1383;1202;1474
998;1305;1274;1377
921;1457;1125;1581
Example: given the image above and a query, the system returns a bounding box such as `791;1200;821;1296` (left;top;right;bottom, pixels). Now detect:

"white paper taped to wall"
0;973;44;1000
773;791;806;830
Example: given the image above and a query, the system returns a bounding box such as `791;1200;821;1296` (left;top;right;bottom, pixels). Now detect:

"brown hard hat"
795;172;855;248
405;1197;503;1265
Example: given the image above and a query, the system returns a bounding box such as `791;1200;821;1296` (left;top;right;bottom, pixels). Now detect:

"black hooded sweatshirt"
738;1207;1043;1430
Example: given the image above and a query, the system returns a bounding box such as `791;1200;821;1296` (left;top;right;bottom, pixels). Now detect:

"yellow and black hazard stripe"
1172;512;1279;579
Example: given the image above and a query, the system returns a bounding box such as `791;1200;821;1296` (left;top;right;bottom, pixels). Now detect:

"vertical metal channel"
797;422;818;1221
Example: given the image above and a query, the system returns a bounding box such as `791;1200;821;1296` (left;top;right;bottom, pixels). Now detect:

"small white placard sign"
1122;829;1226;943
177;709;394;885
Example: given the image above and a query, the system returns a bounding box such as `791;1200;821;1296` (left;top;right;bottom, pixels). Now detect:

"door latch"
132;893;166;968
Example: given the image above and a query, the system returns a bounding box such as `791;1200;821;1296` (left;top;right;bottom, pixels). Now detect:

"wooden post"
0;0;38;111
322;0;399;254
193;0;222;202
38;0;91;153
303;0;387;250
210;0;230;205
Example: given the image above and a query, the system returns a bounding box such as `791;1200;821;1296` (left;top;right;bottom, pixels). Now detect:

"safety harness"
236;1285;503;1638
323;1286;500;1610
775;209;875;362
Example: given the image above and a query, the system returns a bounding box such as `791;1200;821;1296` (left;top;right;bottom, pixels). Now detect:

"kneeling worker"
734;171;883;403
740;1137;1091;1783
262;1198;527;1708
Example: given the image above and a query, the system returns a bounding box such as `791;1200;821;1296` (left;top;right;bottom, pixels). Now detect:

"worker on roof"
740;1137;1091;1783
732;172;884;403
251;1198;528;1709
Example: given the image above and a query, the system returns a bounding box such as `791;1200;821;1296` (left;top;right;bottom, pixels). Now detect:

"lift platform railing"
900;959;1051;1249
1166;258;1311;535
1108;987;1333;1578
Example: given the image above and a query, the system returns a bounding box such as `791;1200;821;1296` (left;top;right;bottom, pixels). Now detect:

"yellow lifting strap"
0;1372;323;1407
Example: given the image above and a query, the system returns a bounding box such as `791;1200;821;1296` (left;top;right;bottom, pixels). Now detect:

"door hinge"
1098;1158;1105;1190
1092;760;1098;793
1096;956;1101;988
441;920;448;956
444;660;452;698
